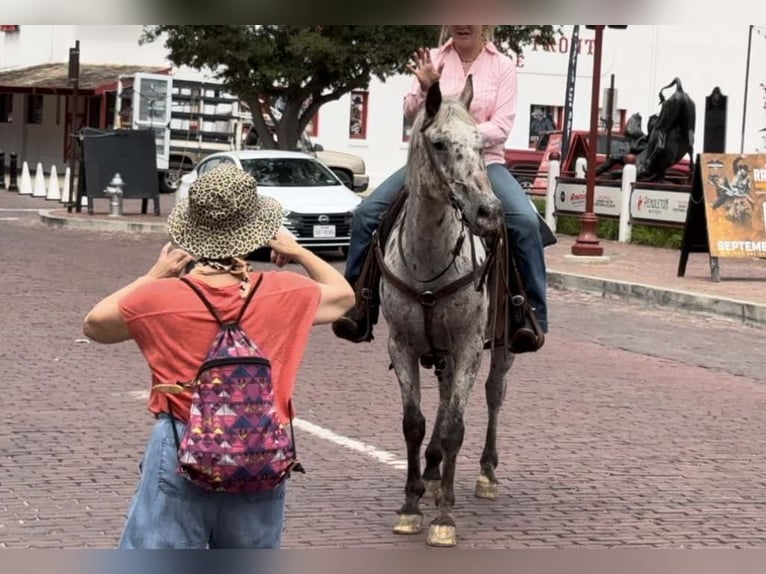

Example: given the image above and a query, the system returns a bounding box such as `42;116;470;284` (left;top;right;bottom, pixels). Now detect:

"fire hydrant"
104;173;124;217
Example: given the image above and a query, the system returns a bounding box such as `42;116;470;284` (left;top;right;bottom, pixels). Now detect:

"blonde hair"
438;26;495;47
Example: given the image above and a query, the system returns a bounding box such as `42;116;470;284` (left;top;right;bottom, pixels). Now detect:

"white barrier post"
618;155;637;243
60;167;71;204
19;161;32;195
32;162;47;197
46;165;61;201
575;157;587;179
544;152;561;232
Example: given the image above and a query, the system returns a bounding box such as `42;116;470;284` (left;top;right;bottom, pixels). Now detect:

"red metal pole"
571;25;605;256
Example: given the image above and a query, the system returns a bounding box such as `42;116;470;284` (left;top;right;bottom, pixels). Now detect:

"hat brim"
167;194;283;259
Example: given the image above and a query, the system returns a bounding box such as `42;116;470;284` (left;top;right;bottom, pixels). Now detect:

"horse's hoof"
426;524;457;547
424;479;440;498
475;474;498;499
393;513;423;535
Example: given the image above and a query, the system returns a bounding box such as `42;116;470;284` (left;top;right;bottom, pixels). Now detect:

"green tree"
142;25;557;150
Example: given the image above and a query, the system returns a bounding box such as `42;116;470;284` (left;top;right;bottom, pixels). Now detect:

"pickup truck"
505;130;691;192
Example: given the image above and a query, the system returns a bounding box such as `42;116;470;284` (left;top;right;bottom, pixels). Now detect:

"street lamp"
570;25;627;257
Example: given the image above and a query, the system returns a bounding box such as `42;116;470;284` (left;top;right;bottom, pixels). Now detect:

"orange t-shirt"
118;271;321;424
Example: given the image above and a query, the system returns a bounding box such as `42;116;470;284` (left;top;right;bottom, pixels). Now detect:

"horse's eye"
432;141;447;151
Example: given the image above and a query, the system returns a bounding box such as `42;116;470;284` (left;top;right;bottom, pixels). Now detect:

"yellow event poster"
700;153;766;257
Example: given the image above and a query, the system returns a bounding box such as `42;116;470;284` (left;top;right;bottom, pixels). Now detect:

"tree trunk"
245;97;277;149
276;99;302;151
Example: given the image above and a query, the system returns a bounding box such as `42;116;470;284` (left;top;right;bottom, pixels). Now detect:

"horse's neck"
400;177;465;281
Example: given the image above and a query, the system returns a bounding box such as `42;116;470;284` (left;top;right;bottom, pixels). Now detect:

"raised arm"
268;231;355;325
403;47;442;122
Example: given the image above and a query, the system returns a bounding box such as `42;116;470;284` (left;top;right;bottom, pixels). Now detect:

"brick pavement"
3;192;766;548
9;189;766;318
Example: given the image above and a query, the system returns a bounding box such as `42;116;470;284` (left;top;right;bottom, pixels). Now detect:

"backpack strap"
179;273;264;326
235;273;265;323
180;277;223;324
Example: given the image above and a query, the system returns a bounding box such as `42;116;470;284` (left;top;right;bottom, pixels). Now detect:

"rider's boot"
506;247;545;354
509;313;544;354
331;292;374;343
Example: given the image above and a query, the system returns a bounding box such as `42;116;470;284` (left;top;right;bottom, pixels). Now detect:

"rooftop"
0;63;169;95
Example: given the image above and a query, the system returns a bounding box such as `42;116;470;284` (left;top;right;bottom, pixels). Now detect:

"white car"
176;150;362;252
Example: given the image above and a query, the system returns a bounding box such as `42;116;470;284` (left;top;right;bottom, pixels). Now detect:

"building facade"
1;25;764;186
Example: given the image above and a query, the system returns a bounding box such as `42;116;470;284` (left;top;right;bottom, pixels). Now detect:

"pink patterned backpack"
167;275;303;493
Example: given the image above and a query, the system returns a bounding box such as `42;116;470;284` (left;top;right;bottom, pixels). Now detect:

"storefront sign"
630;187;690;224
554;180;622;217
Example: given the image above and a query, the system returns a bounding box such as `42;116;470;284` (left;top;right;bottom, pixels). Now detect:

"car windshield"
239;157;340;187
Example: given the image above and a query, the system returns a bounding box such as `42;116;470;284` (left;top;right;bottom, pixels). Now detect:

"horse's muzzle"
472;201;504;238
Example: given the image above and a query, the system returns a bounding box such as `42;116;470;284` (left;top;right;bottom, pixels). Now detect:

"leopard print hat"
167;163;283;259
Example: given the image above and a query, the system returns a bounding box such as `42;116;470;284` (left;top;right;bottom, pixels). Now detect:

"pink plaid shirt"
403;39;518;166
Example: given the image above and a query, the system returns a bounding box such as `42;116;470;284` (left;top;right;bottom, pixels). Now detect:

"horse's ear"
425;81;442;120
459;75;474;110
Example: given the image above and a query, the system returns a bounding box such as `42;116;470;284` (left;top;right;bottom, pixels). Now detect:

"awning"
0;63;170;95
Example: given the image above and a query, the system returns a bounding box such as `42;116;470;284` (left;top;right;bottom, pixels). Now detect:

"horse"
374;76;514;547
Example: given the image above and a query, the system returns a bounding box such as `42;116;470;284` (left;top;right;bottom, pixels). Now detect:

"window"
300;100;319;137
349;90;368;140
599;107;627;133
26;94;43;124
241;157;340;187
305;112;319;137
528;104;560;148
0;93;12;123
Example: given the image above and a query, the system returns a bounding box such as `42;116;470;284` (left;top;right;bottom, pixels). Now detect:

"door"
131;73;173;169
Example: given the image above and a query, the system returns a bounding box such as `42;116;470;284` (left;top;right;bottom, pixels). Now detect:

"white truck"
114;72;369;194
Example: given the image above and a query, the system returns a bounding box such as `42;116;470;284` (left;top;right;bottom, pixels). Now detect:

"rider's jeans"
344;162;548;332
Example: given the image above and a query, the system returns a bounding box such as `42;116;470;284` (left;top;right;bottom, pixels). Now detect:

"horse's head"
413;77;503;238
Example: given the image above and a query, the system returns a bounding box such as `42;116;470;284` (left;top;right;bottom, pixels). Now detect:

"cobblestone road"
2;210;766;548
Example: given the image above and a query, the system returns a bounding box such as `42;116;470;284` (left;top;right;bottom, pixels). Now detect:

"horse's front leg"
427;341;483;548
388;335;426;535
422;360;453;497
476;349;514;499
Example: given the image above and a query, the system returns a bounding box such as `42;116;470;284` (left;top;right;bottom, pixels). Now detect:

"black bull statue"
596;77;696;182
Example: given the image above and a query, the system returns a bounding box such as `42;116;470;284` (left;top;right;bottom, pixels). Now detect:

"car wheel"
160;162;192;194
331;168;354;189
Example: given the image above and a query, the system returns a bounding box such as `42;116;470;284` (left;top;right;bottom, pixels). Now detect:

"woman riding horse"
333;25;548;353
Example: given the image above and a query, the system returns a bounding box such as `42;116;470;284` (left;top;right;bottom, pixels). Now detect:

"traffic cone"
19;161;32;195
60;167;71;204
46;165;61;201
32;163;46;197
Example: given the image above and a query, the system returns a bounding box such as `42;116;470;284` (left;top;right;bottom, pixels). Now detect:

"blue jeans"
345;163;548;331
118;415;287;549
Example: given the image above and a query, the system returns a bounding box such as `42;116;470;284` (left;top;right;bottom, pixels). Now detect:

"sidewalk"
545;235;766;325
3;189;765;326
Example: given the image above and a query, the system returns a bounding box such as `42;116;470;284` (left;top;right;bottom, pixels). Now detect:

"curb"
35;209;766;327
39;210;167;234
547;270;766;326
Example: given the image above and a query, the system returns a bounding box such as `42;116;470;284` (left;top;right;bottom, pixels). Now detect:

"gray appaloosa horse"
375;76;513;547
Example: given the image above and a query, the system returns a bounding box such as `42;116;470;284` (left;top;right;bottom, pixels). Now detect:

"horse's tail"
658;77;683;104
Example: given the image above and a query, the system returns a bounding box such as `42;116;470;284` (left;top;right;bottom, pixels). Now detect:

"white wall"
310;25;759;187
0;25;173;70
1;25;763;184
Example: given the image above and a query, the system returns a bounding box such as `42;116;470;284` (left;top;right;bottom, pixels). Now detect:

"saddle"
345;187;544;359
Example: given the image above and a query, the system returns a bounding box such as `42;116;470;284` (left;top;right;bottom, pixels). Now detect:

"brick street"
2;205;766;548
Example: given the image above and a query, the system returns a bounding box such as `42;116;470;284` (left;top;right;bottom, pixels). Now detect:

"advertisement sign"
700;153;766;257
630;187;690;224
554;180;622;217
